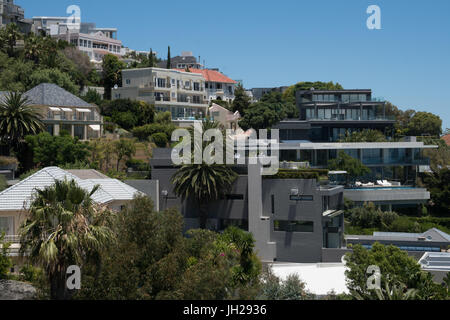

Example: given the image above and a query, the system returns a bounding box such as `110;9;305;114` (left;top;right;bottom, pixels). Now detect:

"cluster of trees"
0;24;99;94
13;184;316;300
13;182;449;300
347;202;398;230
345;243;449;300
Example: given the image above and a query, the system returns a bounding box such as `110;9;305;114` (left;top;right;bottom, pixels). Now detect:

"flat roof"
270;263;349;295
279;141;438;150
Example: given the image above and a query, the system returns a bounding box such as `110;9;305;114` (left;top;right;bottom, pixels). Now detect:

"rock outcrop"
0;280;37;300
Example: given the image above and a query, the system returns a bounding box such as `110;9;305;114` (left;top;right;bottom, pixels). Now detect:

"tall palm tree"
171;163;237;229
24;34;43;64
1;23;22;57
19;179;115;300
0;92;44;154
172;119;237;229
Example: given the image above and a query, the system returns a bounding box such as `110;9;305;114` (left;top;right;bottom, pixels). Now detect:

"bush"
0;233;12;279
19;264;42;283
151;133;168;148
0;175;7;192
132;123;176;142
126;159;150;171
348;203;399;229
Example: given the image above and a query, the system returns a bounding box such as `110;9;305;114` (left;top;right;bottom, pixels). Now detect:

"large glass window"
274;220;314;233
306;108;315;119
157;78;166;88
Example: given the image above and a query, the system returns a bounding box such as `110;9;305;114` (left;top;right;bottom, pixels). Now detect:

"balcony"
306;115;396;122
155;96;170;102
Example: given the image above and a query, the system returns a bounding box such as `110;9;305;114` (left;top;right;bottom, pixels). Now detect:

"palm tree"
0;92;44;154
171;119;237;229
1;23;22;57
24;34;43;64
19;179;115;300
171;163;237;229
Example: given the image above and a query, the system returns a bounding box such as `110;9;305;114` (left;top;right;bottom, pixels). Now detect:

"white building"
176;68;237;104
32;17;123;64
0;167;142;252
114;67;209;126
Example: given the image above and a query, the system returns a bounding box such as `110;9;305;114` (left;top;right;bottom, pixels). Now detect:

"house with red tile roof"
442;134;450;146
175;68;237;103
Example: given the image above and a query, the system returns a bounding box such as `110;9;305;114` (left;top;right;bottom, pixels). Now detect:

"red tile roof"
442;134;450;146
175;68;236;84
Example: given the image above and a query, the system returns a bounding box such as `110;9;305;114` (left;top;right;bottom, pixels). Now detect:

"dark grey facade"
148;148;345;263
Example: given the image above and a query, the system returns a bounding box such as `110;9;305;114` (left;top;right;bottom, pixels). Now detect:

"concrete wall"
262;179;324;263
125;180;159;211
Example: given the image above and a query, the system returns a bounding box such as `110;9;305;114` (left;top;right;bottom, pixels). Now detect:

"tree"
282;81;344;105
148;48;155;67
0;232;12;279
339;129;387;142
238;100;286;131
0;23;21;57
171;121;237;231
29;68;79;94
24;132;90;168
0;92;44;154
166;46;171;69
100;99;155;131
407;112;442;137
328;151;370;185
345;243;446;300
151;132;168;148
231;83;251;115
258;268;311;300
102;54;125;100
76;196;262;300
419;168;450;216
172;164;237;228
113;138;136;171
19;179;115;300
83;88;103;106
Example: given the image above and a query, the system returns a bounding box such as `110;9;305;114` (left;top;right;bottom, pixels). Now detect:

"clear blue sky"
17;0;450;130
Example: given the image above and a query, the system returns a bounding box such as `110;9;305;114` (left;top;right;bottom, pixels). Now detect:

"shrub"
348;203;399;229
151;132;168;148
19;264;42;283
0;175;7;192
0;233;12;279
132;123;176;142
126;159;150;171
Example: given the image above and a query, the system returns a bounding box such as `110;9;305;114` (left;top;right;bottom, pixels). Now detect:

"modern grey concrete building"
273;88;438;211
140;148;345;263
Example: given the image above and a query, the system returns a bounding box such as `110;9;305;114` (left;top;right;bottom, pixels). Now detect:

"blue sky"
17;0;450;130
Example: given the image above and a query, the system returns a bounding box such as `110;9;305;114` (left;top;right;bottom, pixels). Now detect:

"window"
126;79;131;85
194;82;200;91
224;194;244;200
0;217;14;236
271;195;275;214
274;220;314;233
157;78;166;88
220;219;248;231
289;195;314;201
